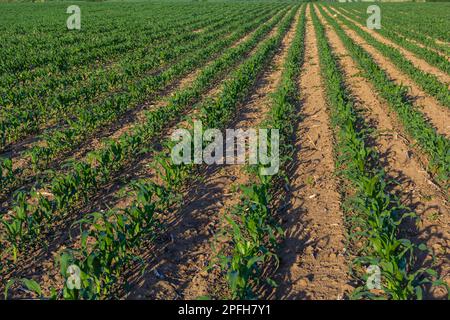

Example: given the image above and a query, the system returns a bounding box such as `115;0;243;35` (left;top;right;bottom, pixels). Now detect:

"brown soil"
268;5;351;300
317;5;450;299
322;6;450;139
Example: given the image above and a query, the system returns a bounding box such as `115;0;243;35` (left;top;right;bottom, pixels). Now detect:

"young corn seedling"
59;181;164;299
0;157;14;187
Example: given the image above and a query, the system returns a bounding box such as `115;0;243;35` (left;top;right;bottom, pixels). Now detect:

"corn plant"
218;178;281;299
0;157;14;188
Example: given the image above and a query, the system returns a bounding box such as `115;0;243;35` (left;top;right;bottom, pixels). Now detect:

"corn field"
0;0;449;301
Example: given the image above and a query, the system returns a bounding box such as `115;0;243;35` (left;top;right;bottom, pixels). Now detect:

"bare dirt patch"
268;6;351;300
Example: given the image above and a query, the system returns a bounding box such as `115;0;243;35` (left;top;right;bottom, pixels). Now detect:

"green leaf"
21;279;42;297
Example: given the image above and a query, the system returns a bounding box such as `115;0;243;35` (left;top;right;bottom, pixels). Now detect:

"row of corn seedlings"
213;5;306;300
